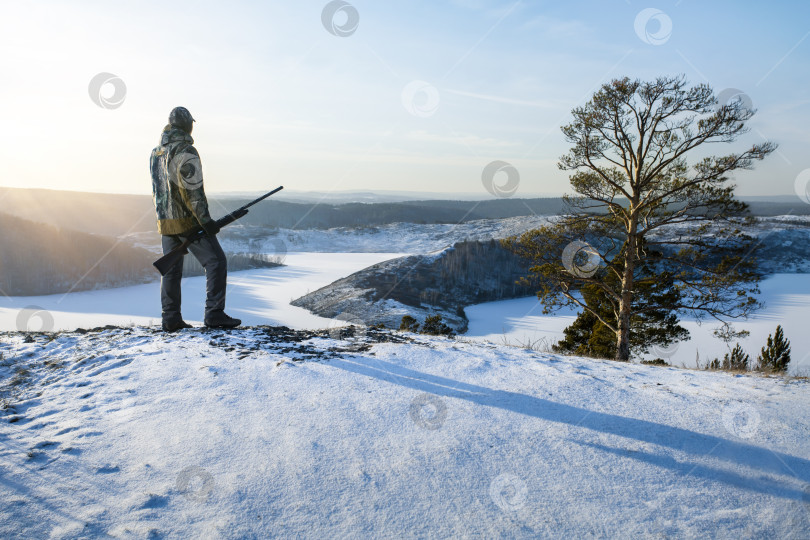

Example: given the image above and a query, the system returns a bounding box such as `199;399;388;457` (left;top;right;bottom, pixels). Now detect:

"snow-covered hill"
1;326;808;538
180;215;810;273
290;240;530;332
125;215;553;256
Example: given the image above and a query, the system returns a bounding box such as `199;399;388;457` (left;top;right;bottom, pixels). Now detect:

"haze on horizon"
0;0;808;200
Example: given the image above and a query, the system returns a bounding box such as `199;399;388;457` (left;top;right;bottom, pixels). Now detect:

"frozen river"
2;255;807;373
0;253;404;332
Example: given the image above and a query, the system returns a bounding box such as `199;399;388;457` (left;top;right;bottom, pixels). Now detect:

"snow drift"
1;325;808;538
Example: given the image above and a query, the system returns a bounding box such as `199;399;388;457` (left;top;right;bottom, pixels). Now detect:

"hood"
159;124;194;146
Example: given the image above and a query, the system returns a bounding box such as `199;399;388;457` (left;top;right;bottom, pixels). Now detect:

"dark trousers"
161;234;227;323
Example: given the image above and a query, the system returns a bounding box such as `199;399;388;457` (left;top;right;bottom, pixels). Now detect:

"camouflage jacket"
150;126;215;235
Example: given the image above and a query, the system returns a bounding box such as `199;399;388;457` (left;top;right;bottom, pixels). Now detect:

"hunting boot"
205;311;241;329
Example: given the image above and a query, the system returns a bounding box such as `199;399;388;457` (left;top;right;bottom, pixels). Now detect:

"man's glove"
201;220;221;236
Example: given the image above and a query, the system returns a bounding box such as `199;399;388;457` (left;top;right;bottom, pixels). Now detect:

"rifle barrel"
240;185;284;211
151;185;284;276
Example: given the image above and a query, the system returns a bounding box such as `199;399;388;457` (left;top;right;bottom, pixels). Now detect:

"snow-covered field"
465;274;810;374
0;253;404;332
1;327;808;538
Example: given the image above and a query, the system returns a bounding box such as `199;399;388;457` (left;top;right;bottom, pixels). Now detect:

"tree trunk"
615;224;637;361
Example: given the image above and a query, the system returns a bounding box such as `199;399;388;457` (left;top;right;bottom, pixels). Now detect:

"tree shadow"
574;440;808;500
326;355;810;500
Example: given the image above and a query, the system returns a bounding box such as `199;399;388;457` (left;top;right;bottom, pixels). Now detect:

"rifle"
153;185;284;276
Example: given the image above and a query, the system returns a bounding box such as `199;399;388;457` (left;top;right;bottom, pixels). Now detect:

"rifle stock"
152;186;283;276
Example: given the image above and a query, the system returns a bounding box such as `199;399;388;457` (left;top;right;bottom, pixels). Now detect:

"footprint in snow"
32;440;59;450
26;440;59;463
75;430;104;438
140;494;170;509
86;357;134;377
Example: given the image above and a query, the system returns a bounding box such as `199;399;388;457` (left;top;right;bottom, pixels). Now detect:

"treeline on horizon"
1;187;805;237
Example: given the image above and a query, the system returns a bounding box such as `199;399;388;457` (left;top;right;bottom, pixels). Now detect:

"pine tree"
504;76;774;361
399;315;420;333
553;294;615;358
552;241;689;360
421;314;454;337
756;325;791;373
722;343;750;371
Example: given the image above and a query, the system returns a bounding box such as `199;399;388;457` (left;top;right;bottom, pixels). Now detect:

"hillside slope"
1;326;808;538
291;240;532;332
288;217;810;333
0;212;280;297
0;212;157;296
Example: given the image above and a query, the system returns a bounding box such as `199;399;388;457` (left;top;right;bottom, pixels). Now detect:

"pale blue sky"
0;0;808;198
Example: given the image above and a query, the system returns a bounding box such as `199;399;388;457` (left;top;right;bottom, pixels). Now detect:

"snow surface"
1;327;808;538
465;274;810;375
0;253;404;332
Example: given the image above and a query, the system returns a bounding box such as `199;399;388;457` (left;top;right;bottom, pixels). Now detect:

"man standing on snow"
150;106;241;331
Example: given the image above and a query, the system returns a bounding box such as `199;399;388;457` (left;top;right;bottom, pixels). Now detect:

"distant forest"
1;187;804;237
0;212;279;296
0;212;156;296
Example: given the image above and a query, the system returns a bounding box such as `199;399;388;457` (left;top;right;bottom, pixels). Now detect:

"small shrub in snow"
641;358;669;366
725;344;751;371
706;343;750;372
755;325;791;373
399;315;420;332
421;315;454;337
399;314;454;337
